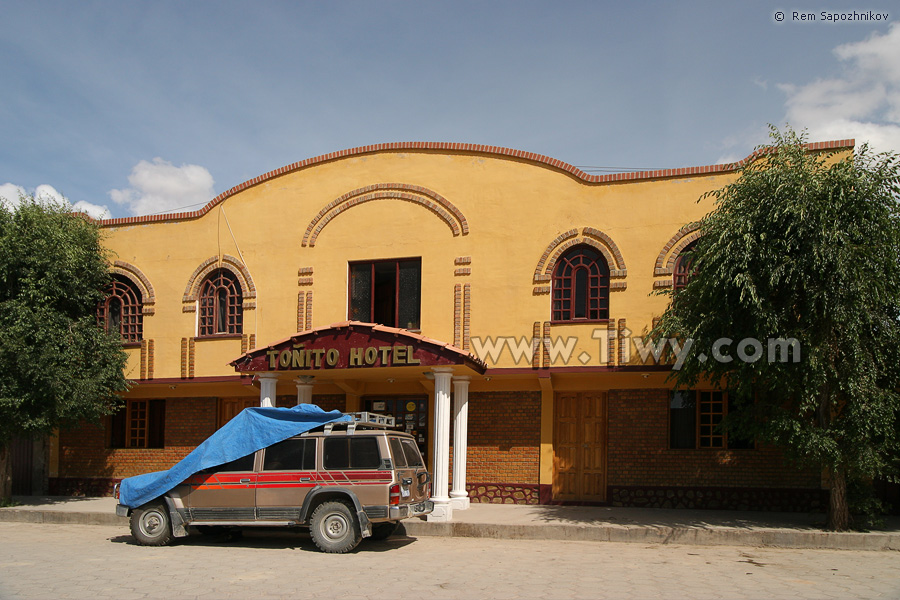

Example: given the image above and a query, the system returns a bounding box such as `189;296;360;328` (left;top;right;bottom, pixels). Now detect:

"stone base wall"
609;485;828;512
466;483;541;504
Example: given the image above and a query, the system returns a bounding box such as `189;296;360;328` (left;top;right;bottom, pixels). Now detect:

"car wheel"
368;521;399;541
130;502;173;546
309;501;361;553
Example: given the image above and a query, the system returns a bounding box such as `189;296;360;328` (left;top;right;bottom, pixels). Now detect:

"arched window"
552;245;610;321
98;275;143;343
199;269;243;336
673;241;697;294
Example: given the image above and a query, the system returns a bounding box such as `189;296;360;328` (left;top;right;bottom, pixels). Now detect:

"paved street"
0;522;897;600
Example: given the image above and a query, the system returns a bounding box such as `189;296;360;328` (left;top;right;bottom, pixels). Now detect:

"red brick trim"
533;227;628;293
110;261;156;315
182;255;257;309
607;321;616;367
297;292;306;332
463;283;471;351
654;223;702;282
188;338;195;378
147;339;154;380
96;140;854;228
301;183;469;247
541;322;551;368
453;284;462;347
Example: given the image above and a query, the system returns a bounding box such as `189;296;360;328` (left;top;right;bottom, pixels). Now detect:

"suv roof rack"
324;412;397;435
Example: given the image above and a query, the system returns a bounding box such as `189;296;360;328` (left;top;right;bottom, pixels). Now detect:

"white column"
258;373;279;408
427;367;454;522
450;376;471;510
294;377;314;406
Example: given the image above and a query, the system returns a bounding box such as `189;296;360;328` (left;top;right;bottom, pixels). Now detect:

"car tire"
368;521;399;541
309;501;361;553
130;502;173;546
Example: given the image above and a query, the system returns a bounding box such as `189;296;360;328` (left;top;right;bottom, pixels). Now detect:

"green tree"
0;196;128;499
655;127;900;530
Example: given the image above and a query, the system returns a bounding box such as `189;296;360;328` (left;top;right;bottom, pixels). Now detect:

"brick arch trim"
182;255;257;309
302;183;469;247
95;140;855;228
655;223;701;275
534;227;627;279
110;261;156;315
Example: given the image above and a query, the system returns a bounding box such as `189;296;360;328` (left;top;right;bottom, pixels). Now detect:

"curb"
3;509;898;551
400;521;900;551
0;509;126;527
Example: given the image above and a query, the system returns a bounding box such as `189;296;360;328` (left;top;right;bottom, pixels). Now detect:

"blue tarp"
118;404;351;508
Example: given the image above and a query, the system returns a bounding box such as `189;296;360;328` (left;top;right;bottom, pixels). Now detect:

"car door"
389;436;430;504
255;437;317;522
184;451;258;521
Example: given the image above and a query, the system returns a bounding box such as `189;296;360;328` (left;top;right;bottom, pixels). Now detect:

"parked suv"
116;413;433;553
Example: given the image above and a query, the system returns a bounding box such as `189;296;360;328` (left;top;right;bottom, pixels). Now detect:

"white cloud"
109;157;215;217
0;182;111;219
779;21;900;153
71;200;110;220
0;183;27;209
33;184;67;204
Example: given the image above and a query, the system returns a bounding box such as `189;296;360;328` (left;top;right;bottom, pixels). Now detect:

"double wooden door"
553;392;607;502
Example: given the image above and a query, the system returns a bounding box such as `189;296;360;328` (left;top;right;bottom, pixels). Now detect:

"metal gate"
10;437;33;495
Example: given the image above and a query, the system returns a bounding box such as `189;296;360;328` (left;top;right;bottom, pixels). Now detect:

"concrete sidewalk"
3;495;899;551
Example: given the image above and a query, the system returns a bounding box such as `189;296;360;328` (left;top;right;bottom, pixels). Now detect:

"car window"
400;439;424;467
202;452;255;473
263;438;316;471
324;437;381;469
389;437;407;468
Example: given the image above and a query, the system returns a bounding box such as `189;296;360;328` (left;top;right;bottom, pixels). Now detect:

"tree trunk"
0;445;11;501
827;467;850;530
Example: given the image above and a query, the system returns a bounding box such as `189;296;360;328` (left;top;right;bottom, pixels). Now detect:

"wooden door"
219;398;258;428
553;392;607;501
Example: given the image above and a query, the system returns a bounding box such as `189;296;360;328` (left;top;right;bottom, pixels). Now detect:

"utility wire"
574;166;668;173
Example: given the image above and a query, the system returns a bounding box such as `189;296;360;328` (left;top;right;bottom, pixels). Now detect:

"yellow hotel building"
52;140;853;514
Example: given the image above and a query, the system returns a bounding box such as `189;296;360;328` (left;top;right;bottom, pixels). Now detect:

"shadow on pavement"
11;496;106;506
107;528;418;553
523;505;828;530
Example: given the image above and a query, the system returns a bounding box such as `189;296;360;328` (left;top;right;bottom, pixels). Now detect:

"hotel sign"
230;322;487;374
265;343;420;370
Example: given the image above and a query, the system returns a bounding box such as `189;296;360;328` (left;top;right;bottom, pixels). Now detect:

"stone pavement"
2;495;899;551
1;521;899;599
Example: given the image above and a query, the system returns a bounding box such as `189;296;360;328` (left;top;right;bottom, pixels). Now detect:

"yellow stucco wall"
100;148;751;378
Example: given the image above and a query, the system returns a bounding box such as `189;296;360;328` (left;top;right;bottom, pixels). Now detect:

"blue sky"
1;1;898;219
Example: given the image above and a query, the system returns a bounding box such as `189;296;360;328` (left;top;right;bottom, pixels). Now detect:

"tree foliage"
0;197;128;489
655;127;900;530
